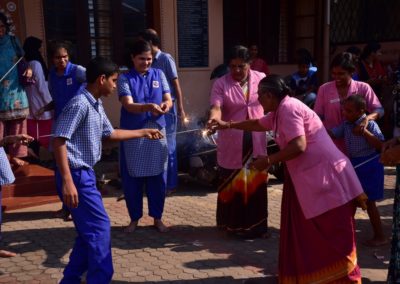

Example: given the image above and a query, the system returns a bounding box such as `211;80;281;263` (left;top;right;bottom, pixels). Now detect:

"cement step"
2;164;58;211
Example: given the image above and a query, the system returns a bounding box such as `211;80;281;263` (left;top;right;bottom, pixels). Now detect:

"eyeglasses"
229;64;248;70
54;55;68;60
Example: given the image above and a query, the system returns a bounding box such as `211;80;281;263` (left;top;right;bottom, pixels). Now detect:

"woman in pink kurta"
314;52;383;153
207;45;268;238
209;75;366;283
249;44;270;75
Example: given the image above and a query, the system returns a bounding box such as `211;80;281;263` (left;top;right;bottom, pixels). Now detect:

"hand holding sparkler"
1;134;34;147
206;118;229;134
145;103;166;115
182;115;190;126
160;102;170;113
165;112;190;126
179;109;189;126
142;128;164;140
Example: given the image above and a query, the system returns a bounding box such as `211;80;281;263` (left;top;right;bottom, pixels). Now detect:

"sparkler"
38;134;54;139
165;112;190;125
175;128;202;135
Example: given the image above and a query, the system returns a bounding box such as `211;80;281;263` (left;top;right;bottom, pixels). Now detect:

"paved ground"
0;168;396;283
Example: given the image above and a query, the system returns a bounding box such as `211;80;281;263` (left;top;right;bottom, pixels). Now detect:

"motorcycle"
177;124;284;185
177;118;218;186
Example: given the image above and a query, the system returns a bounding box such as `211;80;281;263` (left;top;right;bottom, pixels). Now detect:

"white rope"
0;57;23;83
353;154;380;169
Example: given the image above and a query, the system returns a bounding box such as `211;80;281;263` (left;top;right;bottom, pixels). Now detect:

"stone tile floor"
0;170;395;283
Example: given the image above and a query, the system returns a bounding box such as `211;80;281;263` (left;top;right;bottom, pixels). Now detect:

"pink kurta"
250;58;270;75
259;96;363;219
210;70;266;169
314;79;382;152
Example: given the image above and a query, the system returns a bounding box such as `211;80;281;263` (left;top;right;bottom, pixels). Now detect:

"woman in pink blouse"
209;75;366;283
314;52;383;153
249;44;270;75
207;45;268;238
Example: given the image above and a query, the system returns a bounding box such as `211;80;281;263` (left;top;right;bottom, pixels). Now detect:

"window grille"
330;0;400;44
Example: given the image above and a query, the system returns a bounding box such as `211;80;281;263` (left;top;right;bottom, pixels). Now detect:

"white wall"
22;0;47;57
159;0;224;122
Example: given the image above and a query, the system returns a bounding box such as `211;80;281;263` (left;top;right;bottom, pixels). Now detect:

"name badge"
66;78;73;85
152;81;159;88
329;98;340;104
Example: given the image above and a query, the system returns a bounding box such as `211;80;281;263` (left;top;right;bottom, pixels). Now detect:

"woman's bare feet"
154;219;169;233
124;221;138;233
10;157;27;167
0;250;16;257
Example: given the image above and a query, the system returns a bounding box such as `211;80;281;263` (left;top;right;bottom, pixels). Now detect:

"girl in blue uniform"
0;134;33;257
37;41;86;220
117;39;173;233
38;41;86;119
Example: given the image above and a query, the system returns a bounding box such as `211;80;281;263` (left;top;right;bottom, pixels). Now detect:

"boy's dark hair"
361;42;381;60
86;57;119;83
297;55;312;66
139;29;161;46
295;48;314;65
346;46;361;56
345;95;366;111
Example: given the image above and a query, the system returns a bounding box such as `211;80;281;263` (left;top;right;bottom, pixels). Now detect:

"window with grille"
88;0;112;58
44;0;149;65
330;0;400;44
43;0;79;60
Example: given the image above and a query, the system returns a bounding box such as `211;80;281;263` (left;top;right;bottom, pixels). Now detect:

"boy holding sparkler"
53;57;163;283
